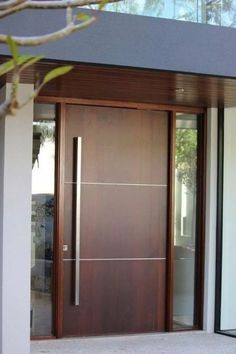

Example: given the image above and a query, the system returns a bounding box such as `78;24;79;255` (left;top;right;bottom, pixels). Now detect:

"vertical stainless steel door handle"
75;137;82;306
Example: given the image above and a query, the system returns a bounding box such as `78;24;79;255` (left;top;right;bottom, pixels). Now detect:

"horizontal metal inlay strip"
63;257;166;261
64;182;167;187
175;258;194;261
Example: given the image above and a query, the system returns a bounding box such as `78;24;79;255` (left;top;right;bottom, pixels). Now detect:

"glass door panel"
31;103;56;336
216;110;236;337
173;113;198;329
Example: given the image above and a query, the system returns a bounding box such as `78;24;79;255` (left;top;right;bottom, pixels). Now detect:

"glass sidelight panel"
216;109;236;337
173;113;198;329
83;1;236;29
31;103;56;336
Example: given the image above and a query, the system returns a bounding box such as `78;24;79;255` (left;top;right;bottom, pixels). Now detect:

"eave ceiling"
4;61;236;108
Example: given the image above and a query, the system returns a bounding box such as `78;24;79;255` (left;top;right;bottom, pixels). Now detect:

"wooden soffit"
4;60;236;108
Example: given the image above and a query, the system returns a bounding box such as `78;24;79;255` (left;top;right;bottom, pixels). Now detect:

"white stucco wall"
221;108;236;330
203;108;218;333
0;86;5;353
0;84;34;354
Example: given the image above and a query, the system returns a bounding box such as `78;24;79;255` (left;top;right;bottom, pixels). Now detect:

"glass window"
173;113;198;329
83;0;236;29
31;103;56;336
217;109;236;337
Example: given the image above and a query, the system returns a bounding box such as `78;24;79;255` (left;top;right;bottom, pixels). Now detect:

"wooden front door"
62;104;168;336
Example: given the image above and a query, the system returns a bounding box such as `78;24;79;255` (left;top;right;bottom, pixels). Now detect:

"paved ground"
31;331;236;354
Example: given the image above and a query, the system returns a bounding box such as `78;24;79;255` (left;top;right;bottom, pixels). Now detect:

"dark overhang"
1;10;236;107
1;9;236;78
7;61;235;108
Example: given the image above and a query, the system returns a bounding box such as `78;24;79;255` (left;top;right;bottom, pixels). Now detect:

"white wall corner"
0;83;34;354
0;84;7;354
203;108;218;333
220;108;236;329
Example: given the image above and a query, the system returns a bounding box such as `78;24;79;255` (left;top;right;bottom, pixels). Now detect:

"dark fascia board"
1;9;236;78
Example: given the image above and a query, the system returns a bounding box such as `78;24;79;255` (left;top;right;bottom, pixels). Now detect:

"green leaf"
6;36;19;63
0;55;34;77
0;59;15;76
98;0;109;10
77;12;91;21
43;66;73;85
17;55;37;66
20;55;44;71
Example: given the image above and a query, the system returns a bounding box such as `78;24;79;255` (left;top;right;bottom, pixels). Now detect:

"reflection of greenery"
111;0;164;16
175;0;198;21
34;198;54;218
32;198;54;259
32;121;55;167
87;0;236;27
205;0;236;27
176;129;197;193
34;120;55;144
88;0;165;17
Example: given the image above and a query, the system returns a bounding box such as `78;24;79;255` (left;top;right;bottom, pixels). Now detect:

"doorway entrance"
31;101;206;338
62;104;168;336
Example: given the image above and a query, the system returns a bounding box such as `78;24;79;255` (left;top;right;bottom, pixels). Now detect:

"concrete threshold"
31;331;236;354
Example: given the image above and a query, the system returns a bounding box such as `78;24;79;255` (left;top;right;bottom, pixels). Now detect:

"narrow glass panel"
31;103;56;336
220;110;236;336
173;113;198;329
83;0;236;29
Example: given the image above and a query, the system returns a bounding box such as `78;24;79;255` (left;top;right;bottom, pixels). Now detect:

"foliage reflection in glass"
173;113;198;329
31;104;55;337
85;0;236;28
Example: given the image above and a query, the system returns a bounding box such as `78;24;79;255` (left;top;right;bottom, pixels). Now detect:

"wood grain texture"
64;184;167;260
166;112;176;331
63;104;168;336
54;103;66;338
63;260;166;336
12;61;236;108
37;96;205;114
64;105;168;184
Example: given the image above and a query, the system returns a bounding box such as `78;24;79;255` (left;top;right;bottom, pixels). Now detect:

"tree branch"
28;0;119;8
0;2;27;19
0;0;27;11
0;16;96;45
0;0;121;119
0;0;120;19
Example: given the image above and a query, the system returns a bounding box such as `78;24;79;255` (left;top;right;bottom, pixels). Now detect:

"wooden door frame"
165;111;176;331
165;110;207;331
36;96;206;338
54;102;66;338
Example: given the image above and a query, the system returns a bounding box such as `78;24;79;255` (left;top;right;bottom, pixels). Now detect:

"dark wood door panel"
63;183;167;260
63;260;166;336
63;104;168;336
65;105;168;185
